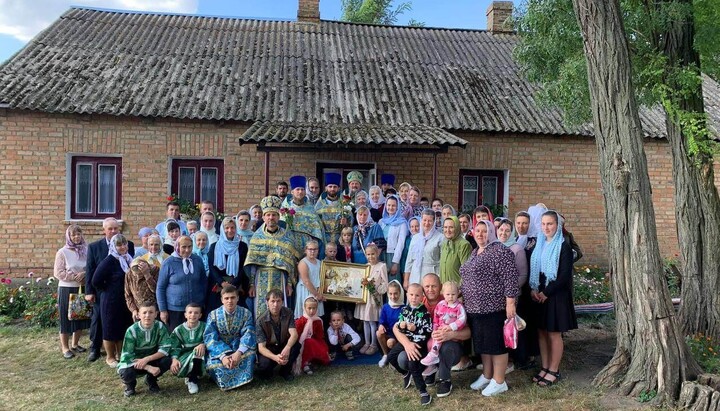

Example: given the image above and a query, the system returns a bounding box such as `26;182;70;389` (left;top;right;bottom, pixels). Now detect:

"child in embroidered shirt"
420;281;466;368
389;283;434;406
377;280;405;368
327;311;361;361
337;227;354;262
295;296;330;374
355;244;388;356
117;301;173;397
170;303;206;394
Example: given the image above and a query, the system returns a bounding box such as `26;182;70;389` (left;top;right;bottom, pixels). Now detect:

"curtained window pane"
97;165;116;213
178;167;196;204
201;167;217;205
462;176;478;210
75;164;92;213
482;176;498;206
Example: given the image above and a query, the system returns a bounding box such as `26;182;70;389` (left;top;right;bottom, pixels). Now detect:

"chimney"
486;1;514;33
298;0;320;24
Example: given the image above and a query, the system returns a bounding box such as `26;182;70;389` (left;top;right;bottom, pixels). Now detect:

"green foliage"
662;257;682;298
514;0;719;159
0;284;27;318
638;389;658;403
573;265;612;305
686;333;720;373
0;274;59;328
341;0;424;26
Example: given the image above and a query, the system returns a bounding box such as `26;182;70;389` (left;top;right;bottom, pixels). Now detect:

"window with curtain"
71;156;122;219
171;159;224;212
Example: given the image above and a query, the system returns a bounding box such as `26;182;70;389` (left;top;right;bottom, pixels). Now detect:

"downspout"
264;150;270;197
432;151;438;199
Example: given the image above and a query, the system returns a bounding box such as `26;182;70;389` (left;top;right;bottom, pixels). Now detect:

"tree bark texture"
660;0;720;340
678;374;720;411
571;0;700;402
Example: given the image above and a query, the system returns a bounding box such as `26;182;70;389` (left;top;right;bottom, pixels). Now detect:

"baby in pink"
421;281;466;366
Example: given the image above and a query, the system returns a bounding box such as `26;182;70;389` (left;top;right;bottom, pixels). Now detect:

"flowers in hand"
279;207;295;229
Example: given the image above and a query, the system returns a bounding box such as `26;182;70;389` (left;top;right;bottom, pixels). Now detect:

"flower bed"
0;271;58;328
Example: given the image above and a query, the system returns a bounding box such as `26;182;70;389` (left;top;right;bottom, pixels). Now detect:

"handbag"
503;316;518;349
68;285;92;321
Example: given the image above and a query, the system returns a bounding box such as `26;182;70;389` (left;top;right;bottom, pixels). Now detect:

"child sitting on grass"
170;302;206;394
327;311;361;361
377;280;404;367
295;296;330;375
117;301;172;397
389;283;434;406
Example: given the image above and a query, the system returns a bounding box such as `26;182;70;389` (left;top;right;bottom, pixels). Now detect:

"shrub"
0;272;58;328
686;333;720;374
573;265;611;305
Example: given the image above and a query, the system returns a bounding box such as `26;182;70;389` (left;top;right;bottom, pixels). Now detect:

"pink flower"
35;278;42;283
27;272;34;278
288;209;296;216
0;271;4;275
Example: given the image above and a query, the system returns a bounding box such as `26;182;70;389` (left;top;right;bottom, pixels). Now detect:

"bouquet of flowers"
341;195;354;222
279;207;296;229
364;278;382;306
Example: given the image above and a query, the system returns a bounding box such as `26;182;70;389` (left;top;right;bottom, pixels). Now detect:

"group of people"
54;170;581;405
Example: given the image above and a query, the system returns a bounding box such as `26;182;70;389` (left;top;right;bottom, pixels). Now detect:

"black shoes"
424;373;436;386
436;379;452;397
87;351;100;362
420;392;432;406
403;372;413;389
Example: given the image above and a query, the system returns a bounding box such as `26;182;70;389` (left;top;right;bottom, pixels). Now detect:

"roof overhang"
239;121;467;153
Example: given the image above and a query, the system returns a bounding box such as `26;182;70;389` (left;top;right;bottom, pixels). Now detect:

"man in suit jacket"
85;217;135;361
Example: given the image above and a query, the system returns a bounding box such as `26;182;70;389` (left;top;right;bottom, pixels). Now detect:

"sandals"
532;367;549;383
537;370;562;387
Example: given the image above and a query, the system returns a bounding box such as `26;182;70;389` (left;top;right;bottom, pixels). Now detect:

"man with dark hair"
155;201;188;238
255;289;300;382
275;181;289;200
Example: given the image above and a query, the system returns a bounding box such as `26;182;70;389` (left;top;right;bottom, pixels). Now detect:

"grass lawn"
0;323;654;410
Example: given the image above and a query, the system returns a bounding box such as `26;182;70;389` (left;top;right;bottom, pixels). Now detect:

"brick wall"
0;109;716;276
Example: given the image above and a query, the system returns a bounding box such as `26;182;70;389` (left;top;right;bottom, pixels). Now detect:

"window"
70;156;122;219
458;169;505;215
171;159;224;212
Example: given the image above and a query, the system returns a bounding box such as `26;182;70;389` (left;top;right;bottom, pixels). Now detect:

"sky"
0;0;519;63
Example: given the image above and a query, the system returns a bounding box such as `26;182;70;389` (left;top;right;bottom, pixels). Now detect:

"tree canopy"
340;0;424;26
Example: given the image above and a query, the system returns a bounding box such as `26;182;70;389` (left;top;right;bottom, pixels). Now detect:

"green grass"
0;325;647;410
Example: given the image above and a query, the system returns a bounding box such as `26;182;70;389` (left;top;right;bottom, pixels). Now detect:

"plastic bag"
504;317;518;349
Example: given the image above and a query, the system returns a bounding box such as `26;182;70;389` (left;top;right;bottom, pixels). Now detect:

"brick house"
1;1;719;276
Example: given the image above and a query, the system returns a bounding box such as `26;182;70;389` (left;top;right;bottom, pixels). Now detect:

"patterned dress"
117;320;172;372
170;321;206;378
245;226;300;320
204;307;256;391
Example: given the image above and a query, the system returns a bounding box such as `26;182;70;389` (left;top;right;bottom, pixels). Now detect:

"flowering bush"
686;333;720;373
573;265;611;305
166;193;200;220
0;271;58;328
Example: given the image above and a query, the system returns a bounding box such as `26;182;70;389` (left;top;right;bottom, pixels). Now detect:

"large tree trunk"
660;0;720;340
571;0;700;403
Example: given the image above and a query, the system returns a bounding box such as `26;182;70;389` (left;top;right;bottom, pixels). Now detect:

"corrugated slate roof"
241;121;468;146
0;7;718;139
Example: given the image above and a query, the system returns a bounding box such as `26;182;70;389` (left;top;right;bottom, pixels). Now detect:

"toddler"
337;227;354;262
170;303;206;394
377;280;404;367
420;281;466;369
327;311;361;360
323;242;338;261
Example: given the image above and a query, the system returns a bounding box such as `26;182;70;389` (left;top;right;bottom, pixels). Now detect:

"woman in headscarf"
200;211;220;245
403;209;443;290
207;217;249;312
352;206;386;264
399;216;420;287
461;221;519;397
406;186;425;219
439;216;471;284
496;219;527;288
54;224;91;359
235;211;255;245
527;211;577;387
124;258;159;321
91;233;134;367
526;203;548;240
157;236;207;332
379;195;408;284
141;234;170;268
368;185;385;223
192;231;211;275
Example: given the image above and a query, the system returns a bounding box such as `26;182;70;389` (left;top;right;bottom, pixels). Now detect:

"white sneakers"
378;355;388;368
481;379;508;397
470;374;492;391
470;376;508;396
187;381;199;394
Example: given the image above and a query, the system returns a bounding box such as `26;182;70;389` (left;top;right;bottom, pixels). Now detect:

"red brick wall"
0;109;716;276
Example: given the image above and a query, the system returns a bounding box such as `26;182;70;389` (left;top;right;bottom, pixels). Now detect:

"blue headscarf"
213;218;240;277
191;232;210;276
380;195;406;227
529;210;564;290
